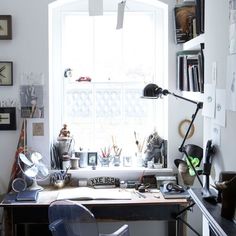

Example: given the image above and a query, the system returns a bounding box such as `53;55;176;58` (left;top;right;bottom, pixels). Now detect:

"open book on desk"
57;187;132;200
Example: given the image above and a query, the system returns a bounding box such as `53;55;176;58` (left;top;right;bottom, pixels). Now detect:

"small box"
155;176;176;189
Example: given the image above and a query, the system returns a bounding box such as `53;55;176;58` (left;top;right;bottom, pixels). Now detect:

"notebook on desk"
16;190;39;202
2;190;39;203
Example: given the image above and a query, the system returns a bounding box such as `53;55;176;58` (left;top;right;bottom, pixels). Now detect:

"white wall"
203;0;236;234
204;0;236;178
0;0;53;193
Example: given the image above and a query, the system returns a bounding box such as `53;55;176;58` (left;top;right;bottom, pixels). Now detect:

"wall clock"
0;15;12;40
0;61;13;86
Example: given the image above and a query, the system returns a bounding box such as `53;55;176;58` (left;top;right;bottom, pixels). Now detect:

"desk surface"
1;187;188;206
0;187;189;236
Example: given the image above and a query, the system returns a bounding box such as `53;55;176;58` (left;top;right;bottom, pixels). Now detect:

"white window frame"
49;0;169;172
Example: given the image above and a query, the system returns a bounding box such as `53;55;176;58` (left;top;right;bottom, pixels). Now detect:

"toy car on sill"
76;76;92;82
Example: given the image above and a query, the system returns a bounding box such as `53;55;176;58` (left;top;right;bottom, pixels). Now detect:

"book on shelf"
176;50;204;93
195;0;205;34
173;1;204;44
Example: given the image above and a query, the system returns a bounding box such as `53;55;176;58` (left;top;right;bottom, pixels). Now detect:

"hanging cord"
175;201;201;236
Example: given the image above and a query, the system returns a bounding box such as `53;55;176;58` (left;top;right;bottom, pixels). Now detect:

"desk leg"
176;212;187;236
168;221;176;236
3;208;14;236
167;219;186;236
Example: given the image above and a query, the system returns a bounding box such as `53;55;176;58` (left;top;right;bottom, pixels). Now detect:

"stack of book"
177;50;204;93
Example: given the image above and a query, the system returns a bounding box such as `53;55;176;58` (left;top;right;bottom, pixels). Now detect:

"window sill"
68;167;174;181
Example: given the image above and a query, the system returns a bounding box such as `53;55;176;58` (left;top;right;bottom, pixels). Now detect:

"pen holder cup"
53;179;66;189
99;156;112;167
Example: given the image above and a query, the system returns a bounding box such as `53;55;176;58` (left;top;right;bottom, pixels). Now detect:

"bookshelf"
176;49;204;93
181;34;205;101
183;33;205;50
174;0;205;100
182;91;203;102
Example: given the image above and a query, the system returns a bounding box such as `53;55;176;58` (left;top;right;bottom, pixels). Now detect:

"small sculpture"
59;124;70;138
143;130;166;166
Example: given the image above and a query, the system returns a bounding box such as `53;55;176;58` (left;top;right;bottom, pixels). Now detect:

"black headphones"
166;182;184;192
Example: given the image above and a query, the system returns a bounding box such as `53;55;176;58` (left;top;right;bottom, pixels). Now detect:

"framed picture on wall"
0;15;12;40
0;107;16;130
0;61;13;86
87;152;98;166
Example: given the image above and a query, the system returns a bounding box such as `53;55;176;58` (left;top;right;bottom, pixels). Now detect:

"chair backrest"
48;200;99;236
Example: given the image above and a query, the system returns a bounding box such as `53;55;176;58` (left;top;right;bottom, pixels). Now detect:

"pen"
133;190;146;198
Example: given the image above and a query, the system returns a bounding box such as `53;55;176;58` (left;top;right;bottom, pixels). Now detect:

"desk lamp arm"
165;91;203;187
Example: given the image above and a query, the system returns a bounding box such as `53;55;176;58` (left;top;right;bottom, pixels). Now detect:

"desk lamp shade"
174;144;203;168
174;144;203;186
142;83;165;98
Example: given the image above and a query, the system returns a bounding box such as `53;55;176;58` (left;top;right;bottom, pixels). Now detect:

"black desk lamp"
142;83;203;187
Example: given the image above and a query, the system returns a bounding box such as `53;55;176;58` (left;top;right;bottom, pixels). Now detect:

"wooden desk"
1;188;189;236
188;188;236;236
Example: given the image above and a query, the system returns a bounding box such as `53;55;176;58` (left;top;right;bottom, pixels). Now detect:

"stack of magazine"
174;0;205;44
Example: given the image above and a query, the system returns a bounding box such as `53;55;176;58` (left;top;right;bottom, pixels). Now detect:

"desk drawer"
89;204;180;221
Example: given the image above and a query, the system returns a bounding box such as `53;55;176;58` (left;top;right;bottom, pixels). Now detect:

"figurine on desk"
58;124;71;138
57;124;74;170
143;130;166;167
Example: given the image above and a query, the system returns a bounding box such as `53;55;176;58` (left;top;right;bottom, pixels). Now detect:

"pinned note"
116;1;126;29
214;89;226;127
89;0;103;16
202;84;216;118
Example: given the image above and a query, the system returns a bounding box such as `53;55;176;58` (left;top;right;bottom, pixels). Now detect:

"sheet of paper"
229;1;236;54
89;0;103;16
226;54;236;111
214;89;226;127
211;123;221;146
57;187;132;200
211;62;217;85
202;84;216;118
116;1;126;29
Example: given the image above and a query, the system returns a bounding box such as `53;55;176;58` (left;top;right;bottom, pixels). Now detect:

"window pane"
123;13;155;82
61;11;164;154
63;14;94;76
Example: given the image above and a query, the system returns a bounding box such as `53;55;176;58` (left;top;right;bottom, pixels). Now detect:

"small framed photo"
0;107;16;130
0;15;12;40
0;61;13;86
87;152;98;166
